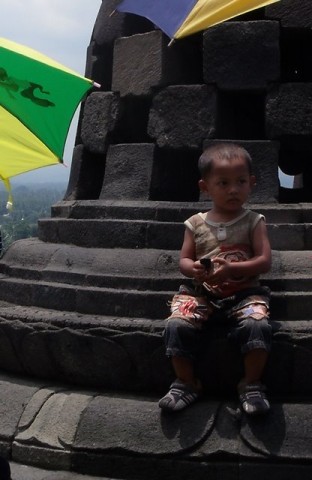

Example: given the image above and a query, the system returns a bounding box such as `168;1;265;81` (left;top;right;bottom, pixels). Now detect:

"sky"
1;0;102;185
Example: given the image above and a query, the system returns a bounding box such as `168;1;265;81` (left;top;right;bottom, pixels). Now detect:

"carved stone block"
203;21;280;90
100;143;155;200
148;85;217;149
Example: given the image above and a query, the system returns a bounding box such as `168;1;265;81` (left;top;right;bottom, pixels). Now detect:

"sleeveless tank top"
184;209;265;297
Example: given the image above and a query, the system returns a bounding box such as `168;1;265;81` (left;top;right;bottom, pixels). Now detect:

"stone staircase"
0;200;311;478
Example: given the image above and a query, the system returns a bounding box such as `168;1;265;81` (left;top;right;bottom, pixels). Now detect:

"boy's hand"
205;257;232;284
192;260;207;283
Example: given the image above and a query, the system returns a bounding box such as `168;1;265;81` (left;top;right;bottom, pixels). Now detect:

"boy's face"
199;156;255;213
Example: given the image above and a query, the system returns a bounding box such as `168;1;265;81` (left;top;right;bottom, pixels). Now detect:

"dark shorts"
164;286;272;358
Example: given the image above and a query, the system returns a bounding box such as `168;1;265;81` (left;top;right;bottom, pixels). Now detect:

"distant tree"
0;183;66;255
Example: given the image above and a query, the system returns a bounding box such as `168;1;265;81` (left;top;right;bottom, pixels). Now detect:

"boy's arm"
208;219;271;284
179;227;206;282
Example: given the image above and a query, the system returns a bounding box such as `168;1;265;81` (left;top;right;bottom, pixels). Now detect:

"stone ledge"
10;461;108;480
0;276;311;319
37;218;312;250
0;305;311;394
50;200;312;222
0;373;311;478
1;241;312;290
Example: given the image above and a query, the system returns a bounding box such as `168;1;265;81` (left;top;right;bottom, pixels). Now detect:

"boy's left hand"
205;257;231;284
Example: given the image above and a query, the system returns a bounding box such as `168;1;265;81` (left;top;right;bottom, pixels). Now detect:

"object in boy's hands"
200;258;212;270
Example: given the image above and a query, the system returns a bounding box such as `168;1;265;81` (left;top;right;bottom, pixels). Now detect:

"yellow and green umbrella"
0;37;96;206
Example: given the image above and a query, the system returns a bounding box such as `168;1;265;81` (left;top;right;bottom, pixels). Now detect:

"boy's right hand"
192;260;209;283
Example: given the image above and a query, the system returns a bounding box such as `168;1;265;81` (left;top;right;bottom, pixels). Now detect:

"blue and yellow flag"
117;0;280;40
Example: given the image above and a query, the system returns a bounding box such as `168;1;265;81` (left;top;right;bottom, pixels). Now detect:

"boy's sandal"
158;380;200;412
239;383;270;415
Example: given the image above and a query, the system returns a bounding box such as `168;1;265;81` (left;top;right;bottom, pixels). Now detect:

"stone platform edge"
0;371;312;479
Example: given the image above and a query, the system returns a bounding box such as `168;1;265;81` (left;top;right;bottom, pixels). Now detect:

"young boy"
159;143;272;415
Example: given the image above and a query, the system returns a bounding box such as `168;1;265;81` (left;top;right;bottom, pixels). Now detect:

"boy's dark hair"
198;143;252;179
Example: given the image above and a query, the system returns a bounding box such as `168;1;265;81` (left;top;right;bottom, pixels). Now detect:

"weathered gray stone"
81;92;121;154
90;0;152;48
16;391;91;449
13;392;91;470
203;21;280;90
74;395;218;455
0;375;40;442
46;329;133;388
266;0;312;28
18;388;61;431
1;301;312;393
0;319;25;374
11;462;108;480
268;224;306;250
17;326;61;379
0;238;180;281
266;83;312;137
38;217;183;249
148;85;217;149
112;30;201;97
64;145;106;201
100;143;155;200
37;215;312;251
12;443;71;472
34;215;312;251
240;403;312;460
49;200;312;223
0;374;310;477
85;0;153;90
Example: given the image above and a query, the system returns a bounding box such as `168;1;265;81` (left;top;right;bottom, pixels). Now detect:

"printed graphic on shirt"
209;243;254;297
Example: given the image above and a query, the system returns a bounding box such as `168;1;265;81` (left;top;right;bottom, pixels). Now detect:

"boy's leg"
229;295;272;415
238;321;271;415
159;317;203;412
172;356;197;387
237;348;270;415
238;347;270;415
172;355;202;392
242;347;269;386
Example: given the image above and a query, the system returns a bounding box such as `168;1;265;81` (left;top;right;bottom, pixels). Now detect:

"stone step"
1;240;311;291
0;266;311;293
1;372;312;480
0;274;311;319
10;462;108;480
38;216;312;250
51;200;312;223
0;304;311;396
0;240;311;318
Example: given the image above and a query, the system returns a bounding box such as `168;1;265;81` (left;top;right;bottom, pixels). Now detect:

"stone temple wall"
65;0;312;204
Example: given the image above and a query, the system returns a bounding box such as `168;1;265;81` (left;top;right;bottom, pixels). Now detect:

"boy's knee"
244;316;271;333
165;317;191;333
232;317;272;352
164;317;200;359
